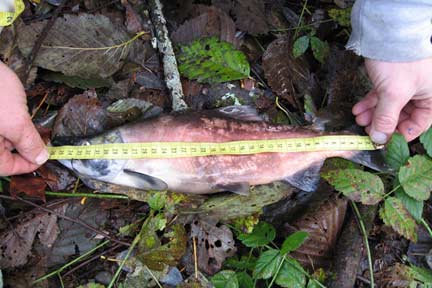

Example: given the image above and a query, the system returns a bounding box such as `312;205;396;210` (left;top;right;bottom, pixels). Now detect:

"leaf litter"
0;0;431;287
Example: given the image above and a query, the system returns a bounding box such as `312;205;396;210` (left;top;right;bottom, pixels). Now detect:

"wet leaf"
283;195;347;269
275;257;307;288
253;249;283;279
394;184;423;220
191;219;237;275
10;174;46;202
238;221;276;248
17;14;130;79
137;213;167;252
147;193;167;211
292;36;310;58
386;133;410;170
211;270;239;288
280;231;309;255
177;37;250;83
236;271;253;288
172;7;239;47
420;127;432;157
379;197;417;242
37;162;76;191
42;71;113;89
398;155;432;201
310;36;329;64
322;169;384;205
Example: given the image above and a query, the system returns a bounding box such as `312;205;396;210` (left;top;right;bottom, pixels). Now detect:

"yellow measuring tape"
47;135;380;160
0;0;24;26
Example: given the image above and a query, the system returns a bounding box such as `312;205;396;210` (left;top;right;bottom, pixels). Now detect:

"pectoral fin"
284;162;323;192
215;182;250;196
123;169;168;191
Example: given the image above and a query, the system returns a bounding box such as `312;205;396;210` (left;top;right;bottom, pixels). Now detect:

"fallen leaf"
9;174;47;202
283;195;348;269
0;205;66;269
17;14;131;79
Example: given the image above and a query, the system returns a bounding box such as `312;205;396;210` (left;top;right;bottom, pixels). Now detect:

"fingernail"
35;149;49;165
370;130;388;144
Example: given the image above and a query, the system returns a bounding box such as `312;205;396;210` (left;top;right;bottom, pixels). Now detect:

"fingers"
0;138;40;176
369;90;410;144
397;99;432;141
352;90;378;116
6;116;49;166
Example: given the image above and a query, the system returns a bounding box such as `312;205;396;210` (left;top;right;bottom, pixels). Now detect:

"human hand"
0;61;49;176
352;58;432;144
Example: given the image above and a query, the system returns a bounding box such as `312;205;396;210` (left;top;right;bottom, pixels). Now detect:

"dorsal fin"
213;105;264;122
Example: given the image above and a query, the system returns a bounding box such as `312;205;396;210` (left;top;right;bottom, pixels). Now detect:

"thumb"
370;91;409;144
11;119;49;165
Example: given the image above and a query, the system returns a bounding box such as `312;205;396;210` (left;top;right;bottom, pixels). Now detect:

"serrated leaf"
310;37;329;64
236;271;253;288
379;197;417;242
322;169;384;205
177;37;250;83
238;221;276;248
394;184;423;220
386;133;410;170
280;231;309;255
253;249;283;279
399;155;432;201
275;257;306;288
147;193;167;211
420;127;432;157
225;256;257;272
211;270;239;288
292;36;310;58
328;8;352;27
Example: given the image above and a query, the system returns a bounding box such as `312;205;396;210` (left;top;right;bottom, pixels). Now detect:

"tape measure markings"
47;135;379;160
0;0;25;26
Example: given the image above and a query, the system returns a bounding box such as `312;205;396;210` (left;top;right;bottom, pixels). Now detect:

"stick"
147;0;188;112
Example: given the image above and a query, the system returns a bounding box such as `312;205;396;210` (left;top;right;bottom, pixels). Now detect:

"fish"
58;106;385;195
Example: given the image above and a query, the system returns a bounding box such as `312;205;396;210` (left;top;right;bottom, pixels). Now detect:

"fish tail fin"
343;149;391;172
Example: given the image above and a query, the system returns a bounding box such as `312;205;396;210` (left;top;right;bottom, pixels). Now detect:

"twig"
146;0;188;112
45;191;128;200
31;92;49;119
23;0;69;84
193;236;198;279
144;265;163;288
0;194;130;247
352;202;375;288
420;218;432;238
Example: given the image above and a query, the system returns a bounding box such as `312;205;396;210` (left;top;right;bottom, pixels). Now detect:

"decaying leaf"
9;174;47;201
52;90;108;138
283;195;348;269
17;14;131;79
213;0;269;35
262;36;314;108
177;37;250;83
0;205;66;269
37;162;77;191
172;6;239;47
191;219;237;275
399;155;432;201
380;197;418;242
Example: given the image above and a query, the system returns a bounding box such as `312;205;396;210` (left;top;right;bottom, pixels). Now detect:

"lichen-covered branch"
147;0;188;111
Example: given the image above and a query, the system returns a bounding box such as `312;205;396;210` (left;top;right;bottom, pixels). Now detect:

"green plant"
211;221;324;288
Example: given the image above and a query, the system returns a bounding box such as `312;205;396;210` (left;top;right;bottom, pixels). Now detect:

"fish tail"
343;149;391;172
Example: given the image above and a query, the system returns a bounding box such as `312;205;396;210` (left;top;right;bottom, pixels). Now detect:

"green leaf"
236;271;254;288
177;37;250;83
280;231;309;255
292;35;310;58
253;249;283;279
386;133;410;170
275;257;307;288
238;221;276;248
394;183;423;220
147;193;167;211
379;197;417;241
310;37;329;64
328;8;352;27
407;265;432;284
420;127;432;157
225;256;257;272
399;155;432;201
211;270;239;288
322;169;385;205
0;181;2;193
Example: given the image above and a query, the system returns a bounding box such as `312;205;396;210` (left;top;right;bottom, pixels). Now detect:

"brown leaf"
52;90;108;138
10;174;47;202
191;218;237;275
171;6;240;47
283;195;348;270
0;205;66;269
213;0;270;35
262;36;314;109
37;162;77;191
